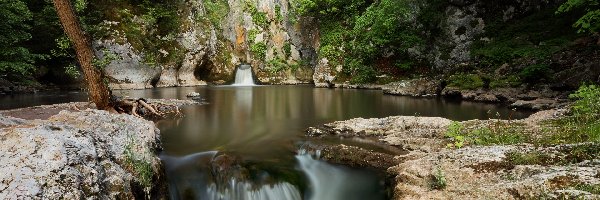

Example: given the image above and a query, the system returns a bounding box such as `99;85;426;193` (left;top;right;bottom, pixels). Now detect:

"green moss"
250;42;267;61
447;73;485;90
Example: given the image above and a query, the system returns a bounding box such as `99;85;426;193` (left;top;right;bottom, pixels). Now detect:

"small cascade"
161;151;301;200
233;64;255;86
295;149;386;200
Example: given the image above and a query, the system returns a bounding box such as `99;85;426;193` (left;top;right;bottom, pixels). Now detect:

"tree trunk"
51;0;111;110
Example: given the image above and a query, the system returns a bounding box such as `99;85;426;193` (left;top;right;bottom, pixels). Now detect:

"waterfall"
295;149;386;200
233;64;255;86
161;151;301;200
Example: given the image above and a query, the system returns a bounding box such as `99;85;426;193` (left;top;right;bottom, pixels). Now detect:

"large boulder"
95;40;161;90
0;109;167;199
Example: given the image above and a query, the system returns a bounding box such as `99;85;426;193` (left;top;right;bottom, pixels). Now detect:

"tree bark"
51;0;111;110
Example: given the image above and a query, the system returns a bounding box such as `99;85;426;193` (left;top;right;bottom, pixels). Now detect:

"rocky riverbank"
316;77;572;111
306;109;600;199
0;100;195;199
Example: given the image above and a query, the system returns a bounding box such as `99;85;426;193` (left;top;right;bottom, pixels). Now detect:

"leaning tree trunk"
52;0;111;110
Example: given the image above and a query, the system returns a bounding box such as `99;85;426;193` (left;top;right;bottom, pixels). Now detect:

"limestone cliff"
98;0;318;89
97;0;580;89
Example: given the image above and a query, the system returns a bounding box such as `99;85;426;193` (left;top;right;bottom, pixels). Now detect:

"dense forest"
0;0;598;90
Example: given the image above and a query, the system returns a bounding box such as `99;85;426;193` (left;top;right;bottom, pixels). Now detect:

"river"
0;85;532;199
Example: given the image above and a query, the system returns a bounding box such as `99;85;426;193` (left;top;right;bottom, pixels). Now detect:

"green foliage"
65;64;81;78
445;119;529;148
92;49;119;69
543;85;600;144
506;143;600;166
275;5;283;22
447;73;485;90
519;63;552;83
469;125;529;145
575;183;600;194
489;75;521;88
245;0;268;27
557;0;600;33
267;58;288;73
250;42;267;61
292;0;426;84
472;9;578;68
247;29;260;43
570;84;600;118
0;0;42;76
429;168;447;190
86;0;186;66
445;122;466;148
252;11;268;27
505;151;552;165
124;137;153;188
283;42;292;58
204;0;229;27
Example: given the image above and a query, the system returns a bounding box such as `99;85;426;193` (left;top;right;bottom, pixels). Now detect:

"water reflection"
113;86;532;157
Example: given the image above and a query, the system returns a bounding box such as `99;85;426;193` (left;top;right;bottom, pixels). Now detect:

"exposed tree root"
110;96;182;120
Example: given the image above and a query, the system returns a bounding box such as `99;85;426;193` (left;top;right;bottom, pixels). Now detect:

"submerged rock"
0;108;169;199
186;92;201;98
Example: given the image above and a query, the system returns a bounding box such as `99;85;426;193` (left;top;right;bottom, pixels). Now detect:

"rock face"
99;0;318;89
95;41;161;90
0;108;167;199
430;0;563;69
96;0;573;89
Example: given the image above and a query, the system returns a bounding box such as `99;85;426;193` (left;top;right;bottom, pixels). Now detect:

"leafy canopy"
557;0;600;33
0;0;43;76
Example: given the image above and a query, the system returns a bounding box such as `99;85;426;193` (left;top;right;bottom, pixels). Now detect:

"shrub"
543;85;600;144
447;73;485;90
445;119;529;148
204;0;229;27
250;42;267;61
519;64;552;83
429;168;447;190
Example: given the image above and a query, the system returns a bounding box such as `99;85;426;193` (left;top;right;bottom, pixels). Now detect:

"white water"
162;151;301;200
296;150;385;200
205;180;301;200
233;65;255;86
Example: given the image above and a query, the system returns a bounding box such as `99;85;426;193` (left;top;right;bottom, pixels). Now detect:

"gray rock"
186;92;201;97
511;98;560;110
383;78;440;97
0;109;167;199
94;40;160;90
